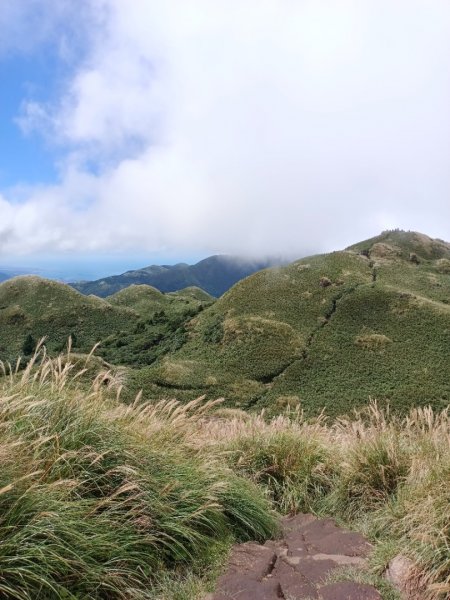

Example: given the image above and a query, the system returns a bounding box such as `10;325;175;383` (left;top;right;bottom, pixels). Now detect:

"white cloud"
2;0;450;258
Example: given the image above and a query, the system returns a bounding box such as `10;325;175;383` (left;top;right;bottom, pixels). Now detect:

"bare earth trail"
207;514;382;600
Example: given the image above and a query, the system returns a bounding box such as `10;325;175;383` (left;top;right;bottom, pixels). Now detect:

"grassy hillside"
266;284;450;416
0;276;137;362
0;277;213;368
3;230;450;418
128;231;450;417
107;284;213;317
99;285;214;366
347;229;450;261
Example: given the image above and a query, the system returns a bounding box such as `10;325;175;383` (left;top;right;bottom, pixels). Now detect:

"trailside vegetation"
0;347;448;599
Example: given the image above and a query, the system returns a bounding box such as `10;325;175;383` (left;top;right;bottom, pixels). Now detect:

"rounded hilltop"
167;286;214;302
0;275;138;363
346;229;450;262
106;283;213;319
0;275;111;312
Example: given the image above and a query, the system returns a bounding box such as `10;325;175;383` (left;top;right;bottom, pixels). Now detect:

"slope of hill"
71;255;281;297
107;284;213;317
127;230;450;416
3;353;447;598
0;276;137;362
0;277;213;366
98;284;214;366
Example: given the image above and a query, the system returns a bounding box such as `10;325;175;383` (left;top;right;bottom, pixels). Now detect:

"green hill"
128;230;450;416
0;277;213;367
3;231;450;418
0;276;137;361
0;235;448;598
107;284;213;317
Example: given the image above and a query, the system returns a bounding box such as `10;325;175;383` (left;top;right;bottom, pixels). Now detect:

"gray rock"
385;554;415;598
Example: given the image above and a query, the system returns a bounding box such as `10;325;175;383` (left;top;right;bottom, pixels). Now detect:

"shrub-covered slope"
129;231;450;416
0;277;213;367
107;284;213;317
3;231;450;417
99;285;214;366
0;276;137;361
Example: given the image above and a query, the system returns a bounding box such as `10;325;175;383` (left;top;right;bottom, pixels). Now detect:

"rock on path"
207;514;382;600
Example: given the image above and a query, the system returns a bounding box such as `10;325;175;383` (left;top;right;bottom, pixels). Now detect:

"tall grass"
0;347;276;599
0;348;448;599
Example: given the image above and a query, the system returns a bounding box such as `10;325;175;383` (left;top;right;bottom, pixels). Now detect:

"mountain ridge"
70;254;285;297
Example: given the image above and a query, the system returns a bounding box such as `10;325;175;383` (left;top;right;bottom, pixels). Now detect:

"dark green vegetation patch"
0;277;213;368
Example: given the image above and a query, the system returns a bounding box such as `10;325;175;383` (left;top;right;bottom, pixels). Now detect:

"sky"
1;0;450;279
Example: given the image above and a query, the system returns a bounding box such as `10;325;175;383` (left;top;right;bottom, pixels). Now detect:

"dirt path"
207;514;382;599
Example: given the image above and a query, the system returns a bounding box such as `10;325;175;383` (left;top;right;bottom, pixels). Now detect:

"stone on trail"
208;515;382;600
224;542;277;580
318;581;382;599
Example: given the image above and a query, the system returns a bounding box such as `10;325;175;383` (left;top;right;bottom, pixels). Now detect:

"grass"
0;347;276;599
0;277;213;368
199;402;450;599
1;231;448;598
0;348;448;598
0;276;140;363
263;284;450;416
4;231;450;420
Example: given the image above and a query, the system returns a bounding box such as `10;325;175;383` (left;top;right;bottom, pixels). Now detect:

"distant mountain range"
71;255;283;297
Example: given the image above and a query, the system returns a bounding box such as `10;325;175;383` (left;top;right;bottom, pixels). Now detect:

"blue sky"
1;1;450;280
0;6;206;278
0;53;59;188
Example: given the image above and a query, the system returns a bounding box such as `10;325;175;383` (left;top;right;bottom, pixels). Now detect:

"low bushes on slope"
265;284;450;417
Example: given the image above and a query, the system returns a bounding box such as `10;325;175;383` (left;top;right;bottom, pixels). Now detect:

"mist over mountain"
71;255;284;298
